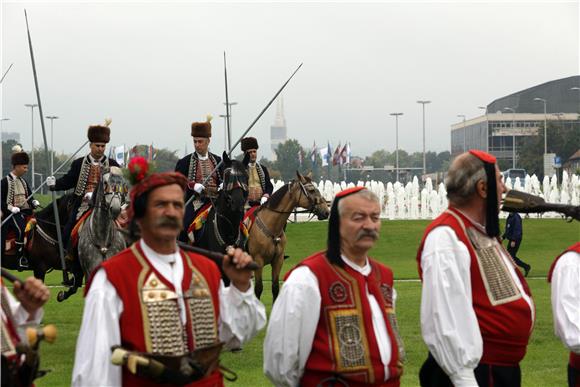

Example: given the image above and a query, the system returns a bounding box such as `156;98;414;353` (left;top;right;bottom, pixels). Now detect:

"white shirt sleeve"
420;226;482;387
263;266;321;387
551;251;580;354
218;280;267;350
72;269;123;387
5;287;44;342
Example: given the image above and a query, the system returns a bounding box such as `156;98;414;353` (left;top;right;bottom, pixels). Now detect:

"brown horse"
247;172;329;300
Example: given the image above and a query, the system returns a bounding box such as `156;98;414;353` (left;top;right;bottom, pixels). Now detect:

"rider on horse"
1;146;39;268
241;137;273;210
46;120;119;258
174;115;223;242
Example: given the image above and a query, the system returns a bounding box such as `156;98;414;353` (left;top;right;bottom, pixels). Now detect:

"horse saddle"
3;217;36;254
70;209;93;249
187;203;213;243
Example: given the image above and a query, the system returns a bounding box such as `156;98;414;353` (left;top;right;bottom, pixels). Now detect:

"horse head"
292;171;330;220
220;151;249;214
100;166;127;219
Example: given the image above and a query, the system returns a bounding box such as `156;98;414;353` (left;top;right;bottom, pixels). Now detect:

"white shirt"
550;250;580;354
263;255;395;387
195;152;208;161
420;220;534;387
72;239;267;387
1;285;44;342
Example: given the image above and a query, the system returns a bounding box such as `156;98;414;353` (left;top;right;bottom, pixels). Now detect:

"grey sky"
1;1;578;159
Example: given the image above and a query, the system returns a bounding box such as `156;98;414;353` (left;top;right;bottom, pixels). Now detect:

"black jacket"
503;212;523;241
53;155;119;195
175;152;223;201
1;174;35;218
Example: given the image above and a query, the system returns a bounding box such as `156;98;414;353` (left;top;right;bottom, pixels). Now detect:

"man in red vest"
264;186;404;386
72;158;266;387
417;150;535;387
548;242;580;387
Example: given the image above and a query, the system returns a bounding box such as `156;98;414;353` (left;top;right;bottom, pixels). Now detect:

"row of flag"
108;144;158;166
299;142;352;167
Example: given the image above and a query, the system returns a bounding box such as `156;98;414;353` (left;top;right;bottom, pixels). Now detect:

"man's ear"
476;179;487;199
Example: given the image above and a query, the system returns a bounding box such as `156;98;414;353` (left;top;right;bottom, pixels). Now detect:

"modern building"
1;131;20;142
270;96;287;160
451;75;580;174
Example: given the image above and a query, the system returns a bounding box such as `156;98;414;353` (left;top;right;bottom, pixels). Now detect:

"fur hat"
191;115;213;138
87;118;112;143
11;145;29;166
241;137;259;152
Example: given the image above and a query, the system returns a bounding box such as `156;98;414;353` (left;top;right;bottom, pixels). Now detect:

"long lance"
185;62;303;209
224;52;232;151
1;139;89;227
24;10;69;284
0;63;14;84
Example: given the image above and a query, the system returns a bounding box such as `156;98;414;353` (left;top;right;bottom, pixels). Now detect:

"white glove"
193;183;205;194
46;176;56;187
84;192;93;201
10;207;20;214
32;200;40;208
260;196;268;205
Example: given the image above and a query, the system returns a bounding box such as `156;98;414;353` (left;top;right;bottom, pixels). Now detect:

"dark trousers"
507;239;529;270
570;364;580;387
419;352;521;387
1;213;27;257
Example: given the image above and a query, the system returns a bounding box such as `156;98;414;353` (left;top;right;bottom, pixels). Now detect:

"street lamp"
457;114;466;152
390;112;403;182
46;115;59;173
533;97;547;154
503;107;516;168
478;106;489;152
417;100;431;176
24;103;38;189
0;118;9;175
223;101;238;150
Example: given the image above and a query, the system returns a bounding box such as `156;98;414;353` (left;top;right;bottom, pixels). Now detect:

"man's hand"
83;192;93;202
260;196;268;205
222;247;254;292
32;199;40;208
46;176;56;187
10;207;20;214
510;241;516;248
13;277;50;319
193;183;205;194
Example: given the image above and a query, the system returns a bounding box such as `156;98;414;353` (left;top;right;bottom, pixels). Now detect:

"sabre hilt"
26;324;57;349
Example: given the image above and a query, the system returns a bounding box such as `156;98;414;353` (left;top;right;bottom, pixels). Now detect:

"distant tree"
273;139;306;181
2;140;19;177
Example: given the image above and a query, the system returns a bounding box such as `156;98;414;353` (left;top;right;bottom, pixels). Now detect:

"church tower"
270;96;287;160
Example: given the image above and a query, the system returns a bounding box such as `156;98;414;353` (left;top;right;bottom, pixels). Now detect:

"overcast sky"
1;1;578;160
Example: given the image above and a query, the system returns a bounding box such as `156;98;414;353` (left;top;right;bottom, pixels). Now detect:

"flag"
298;149;303;166
346;142;351;164
320;146;329;167
310;141;317;166
129;145;138;159
114;145;126;166
148;144;154;162
339;143;348;165
332;143;341;166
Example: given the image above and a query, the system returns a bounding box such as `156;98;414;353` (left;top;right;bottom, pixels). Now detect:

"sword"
1;139;89;227
224;52;232;151
0;63;14;84
24;10;69;285
185;62;303;209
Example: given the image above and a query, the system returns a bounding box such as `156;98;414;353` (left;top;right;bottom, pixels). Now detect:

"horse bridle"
264;180;323;216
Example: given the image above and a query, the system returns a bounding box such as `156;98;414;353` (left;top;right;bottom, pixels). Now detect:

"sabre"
502;190;580;221
1;139;89;227
224;51;232;151
0;63;14;84
185;62;303;209
24;10;69;285
177;242;259;271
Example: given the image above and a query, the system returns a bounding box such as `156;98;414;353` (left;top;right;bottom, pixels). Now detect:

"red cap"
469;149;496;164
335;186;366;199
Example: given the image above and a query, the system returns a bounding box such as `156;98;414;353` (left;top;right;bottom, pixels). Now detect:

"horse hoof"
57;291;66;302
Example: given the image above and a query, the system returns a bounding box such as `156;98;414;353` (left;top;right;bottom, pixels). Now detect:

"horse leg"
253;256;264;300
57;262;82;302
270;252;284;302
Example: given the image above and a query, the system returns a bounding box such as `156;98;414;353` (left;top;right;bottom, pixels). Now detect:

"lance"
184;62;303;209
0;63;14;85
1;139;89;227
224;52;232;151
24;10;69;285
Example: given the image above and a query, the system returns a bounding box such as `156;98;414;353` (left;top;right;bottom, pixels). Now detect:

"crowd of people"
1;118;578;387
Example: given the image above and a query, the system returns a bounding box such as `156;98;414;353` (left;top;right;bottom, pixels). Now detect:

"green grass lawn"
5;218;579;386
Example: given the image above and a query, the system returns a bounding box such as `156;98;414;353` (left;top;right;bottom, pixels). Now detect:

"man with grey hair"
264;186;404;386
416;150;534;387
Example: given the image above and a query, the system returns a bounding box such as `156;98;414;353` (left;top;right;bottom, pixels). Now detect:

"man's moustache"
155;216;182;229
356;230;379;241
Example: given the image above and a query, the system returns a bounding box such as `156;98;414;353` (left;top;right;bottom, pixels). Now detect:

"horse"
1;194;74;281
58;167;128;302
195;152;249;286
247;171;330;300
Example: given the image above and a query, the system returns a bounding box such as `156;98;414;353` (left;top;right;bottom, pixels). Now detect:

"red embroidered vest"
547;242;580;370
416;207;534;366
89;243;223;387
288;252;401;386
